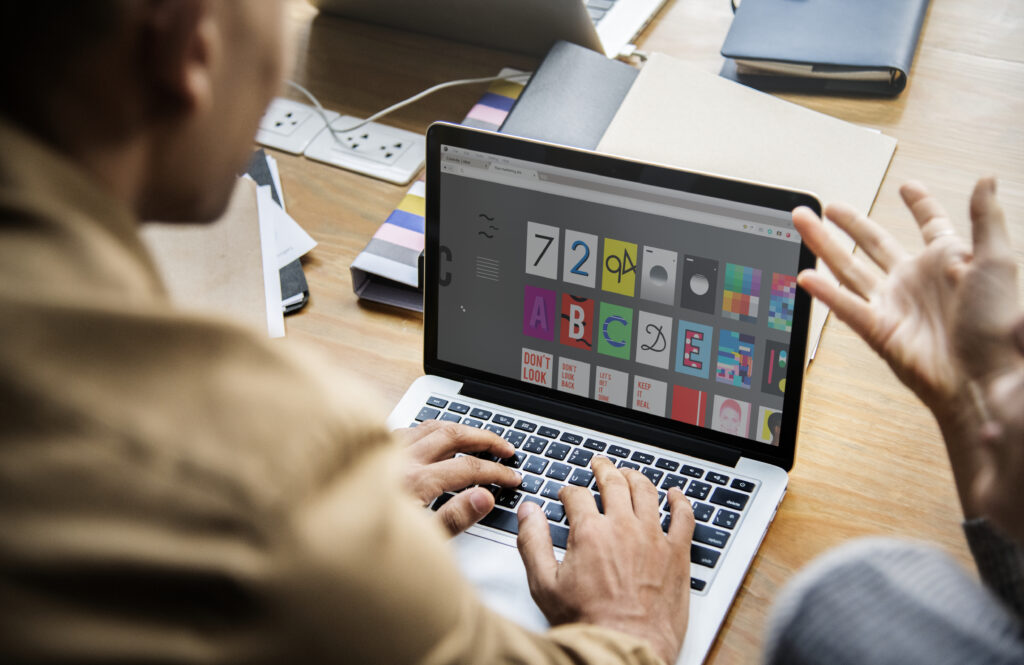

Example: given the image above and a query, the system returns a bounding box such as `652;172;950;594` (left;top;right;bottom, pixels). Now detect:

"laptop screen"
424;124;818;469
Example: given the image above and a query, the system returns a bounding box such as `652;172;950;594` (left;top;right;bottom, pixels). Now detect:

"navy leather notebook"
720;0;930;96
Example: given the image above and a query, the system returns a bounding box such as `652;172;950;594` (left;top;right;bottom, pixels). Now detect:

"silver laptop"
313;0;667;58
387;123;819;664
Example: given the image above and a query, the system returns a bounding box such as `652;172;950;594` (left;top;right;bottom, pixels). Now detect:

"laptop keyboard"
585;0;617;24
414;394;758;593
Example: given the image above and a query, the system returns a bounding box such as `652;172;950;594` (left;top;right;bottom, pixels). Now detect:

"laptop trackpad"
453;531;550;632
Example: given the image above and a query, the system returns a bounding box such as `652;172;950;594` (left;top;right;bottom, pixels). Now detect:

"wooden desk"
274;1;1024;662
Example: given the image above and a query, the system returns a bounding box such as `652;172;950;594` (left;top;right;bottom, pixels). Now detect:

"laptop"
387;123;819;664
312;0;668;58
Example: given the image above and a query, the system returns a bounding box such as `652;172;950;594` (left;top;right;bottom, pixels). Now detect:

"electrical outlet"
304;115;425;185
255;98;338;155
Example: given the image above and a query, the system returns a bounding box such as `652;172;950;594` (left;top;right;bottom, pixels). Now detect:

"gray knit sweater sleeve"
762;526;1024;665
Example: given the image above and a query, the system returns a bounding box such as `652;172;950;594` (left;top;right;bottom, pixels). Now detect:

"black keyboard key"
449;402;470;414
519;475;543;494
538;426;560;439
541;481;565;501
484;424;505;436
462;418;483;428
661;474;687;491
546;462;571;481
641;467;664;485
523;436;548;454
504;431;526;447
522;495;544;508
496;488;522;509
706;472;729;485
593;493;604;514
431;493;454;510
710;487;749;511
693;524;731;549
685;481;712;500
583;438;607;451
691;544;721;568
523;455;548;475
569;468;594;487
515;420;537;433
549;523;570;549
427;396;448;408
545;442;571;461
481;507;519;535
658;491;667;506
560;432;583;445
692;502;714;522
608;444;631;458
440;412;461;423
690;578;707;591
656;458;680;472
713;509;740;530
681;465;704;478
470;407;493;420
618;461;640;471
502;451;526;469
568;448;594;467
731;479;756;493
661;514;672;533
416;406;440;421
631;451;655;465
544;502;566;523
493;414;515;426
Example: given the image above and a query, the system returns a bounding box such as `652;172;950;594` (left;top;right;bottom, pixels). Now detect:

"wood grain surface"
273;1;1024;662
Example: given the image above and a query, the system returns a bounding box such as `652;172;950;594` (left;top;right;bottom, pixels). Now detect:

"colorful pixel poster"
594;366;629;407
521;348;553;388
767;273;797;332
675;320;713;379
761;340;788;397
756;406;782;445
670;385;707;427
721;263;762;324
632;376;667;416
716;330;755;389
597;302;633;360
711;395;751;438
560;294;593;351
557;357;591;397
523;285;556;341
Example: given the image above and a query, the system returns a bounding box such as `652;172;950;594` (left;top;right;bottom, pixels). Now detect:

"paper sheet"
256;185;286;336
597;54;897;362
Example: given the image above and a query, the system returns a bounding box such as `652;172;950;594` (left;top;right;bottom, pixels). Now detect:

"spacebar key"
480;507;519;535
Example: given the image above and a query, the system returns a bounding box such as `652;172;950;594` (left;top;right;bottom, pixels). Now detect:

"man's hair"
0;2;125;130
719;399;741;417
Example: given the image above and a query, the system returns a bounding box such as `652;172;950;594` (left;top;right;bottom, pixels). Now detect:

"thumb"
437;487;493;536
516;501;558;598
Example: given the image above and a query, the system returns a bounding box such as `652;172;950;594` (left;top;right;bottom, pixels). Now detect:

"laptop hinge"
460;380;743;468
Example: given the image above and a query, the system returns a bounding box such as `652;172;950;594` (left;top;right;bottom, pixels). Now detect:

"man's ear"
142;0;217;116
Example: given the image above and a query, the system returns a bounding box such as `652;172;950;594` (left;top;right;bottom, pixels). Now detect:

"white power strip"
256;98;425;185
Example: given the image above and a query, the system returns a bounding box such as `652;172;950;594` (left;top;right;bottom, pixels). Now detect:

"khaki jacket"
0;120;663;665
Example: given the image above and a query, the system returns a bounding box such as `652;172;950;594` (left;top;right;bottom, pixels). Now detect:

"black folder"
720;0;930;96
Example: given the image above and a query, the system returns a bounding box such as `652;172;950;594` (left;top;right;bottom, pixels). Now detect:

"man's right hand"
516;456;695;665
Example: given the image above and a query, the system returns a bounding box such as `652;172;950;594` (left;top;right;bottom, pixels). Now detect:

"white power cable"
286;72;531;144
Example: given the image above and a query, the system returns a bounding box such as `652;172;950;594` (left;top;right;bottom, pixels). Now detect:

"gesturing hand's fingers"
591;456;632;518
823;202;908;271
560;485;600;524
900;181;956;244
793;206;878;299
425;456;521;495
517;500;558;601
623;469;660;524
666;489;695;548
437;487;495;535
970;177;1013;263
408;421;514;463
797;269;877;345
